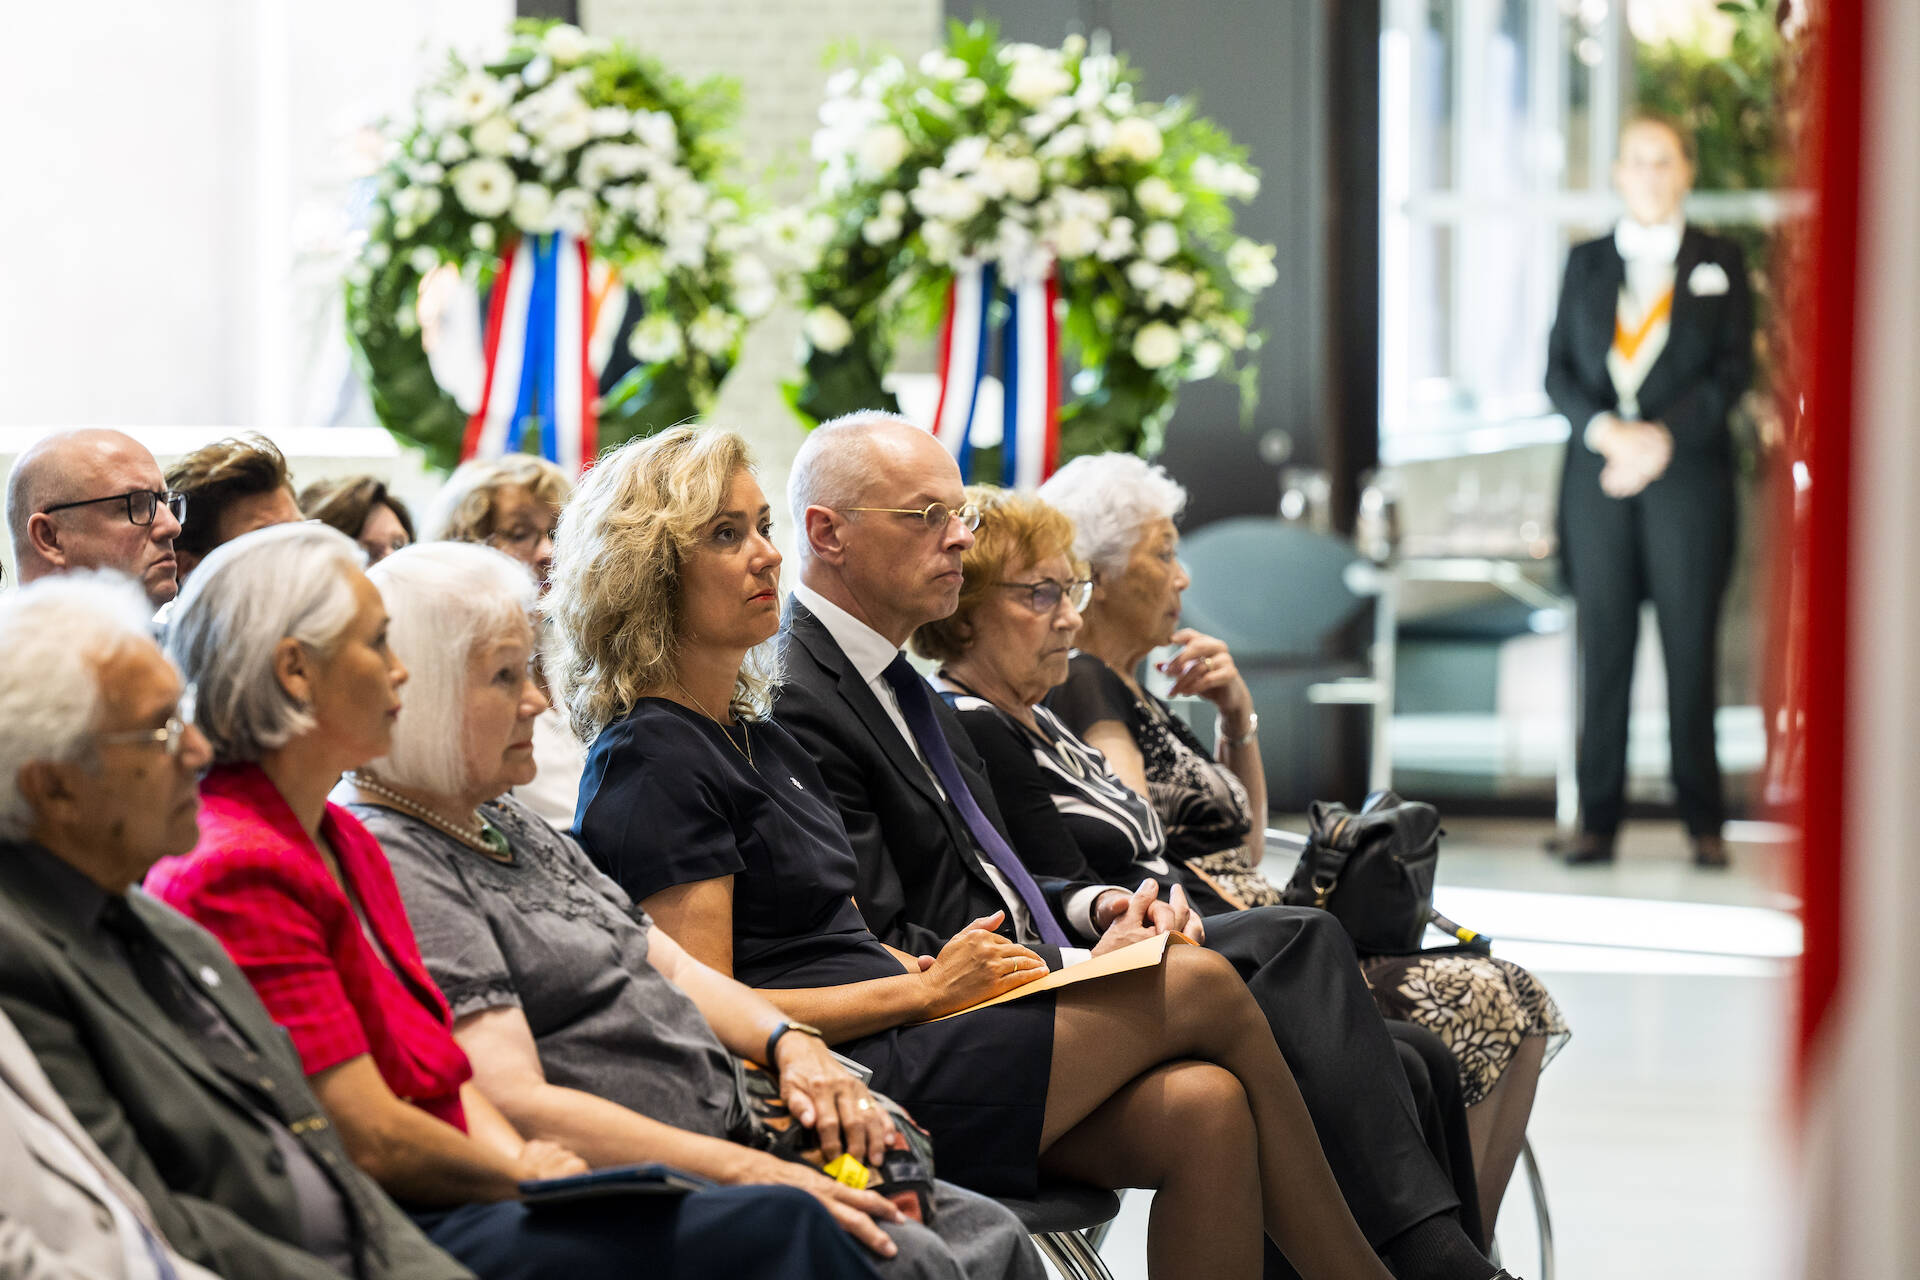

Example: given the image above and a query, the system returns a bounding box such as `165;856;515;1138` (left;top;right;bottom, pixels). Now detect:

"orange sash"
1613;288;1674;362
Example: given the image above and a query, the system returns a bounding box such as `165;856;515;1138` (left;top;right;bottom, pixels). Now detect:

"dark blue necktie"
880;654;1071;946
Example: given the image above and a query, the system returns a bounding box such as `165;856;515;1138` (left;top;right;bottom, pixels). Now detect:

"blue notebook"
519;1163;715;1204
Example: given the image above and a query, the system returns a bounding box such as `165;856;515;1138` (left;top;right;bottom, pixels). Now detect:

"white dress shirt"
1588;214;1684;440
791;583;1112;955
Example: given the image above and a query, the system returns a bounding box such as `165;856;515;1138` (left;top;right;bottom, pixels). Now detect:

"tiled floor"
1083;818;1798;1280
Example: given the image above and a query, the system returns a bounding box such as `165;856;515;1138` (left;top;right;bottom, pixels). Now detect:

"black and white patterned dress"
1044;652;1569;1106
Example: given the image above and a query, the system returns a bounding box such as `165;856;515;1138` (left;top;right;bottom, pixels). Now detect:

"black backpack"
1281;790;1486;956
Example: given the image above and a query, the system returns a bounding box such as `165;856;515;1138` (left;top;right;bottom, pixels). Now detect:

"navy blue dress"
576;698;1056;1197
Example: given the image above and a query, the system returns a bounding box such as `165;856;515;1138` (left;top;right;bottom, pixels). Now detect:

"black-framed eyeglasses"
997;578;1093;613
96;686;199;760
41;489;187;528
841;501;983;534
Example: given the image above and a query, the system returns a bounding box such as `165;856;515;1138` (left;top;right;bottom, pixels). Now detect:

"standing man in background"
1545;114;1755;867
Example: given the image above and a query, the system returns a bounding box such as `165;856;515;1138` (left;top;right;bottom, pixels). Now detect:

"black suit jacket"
774;600;1087;961
0;846;470;1280
1546;224;1752;466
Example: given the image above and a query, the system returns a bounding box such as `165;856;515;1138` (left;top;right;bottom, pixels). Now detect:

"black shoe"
1691;834;1731;868
1560;832;1615;865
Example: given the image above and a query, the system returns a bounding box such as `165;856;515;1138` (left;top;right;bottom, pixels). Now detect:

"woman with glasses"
423;454;583;829
147;522;889;1280
545;425;1443;1280
1038;455;1567;1244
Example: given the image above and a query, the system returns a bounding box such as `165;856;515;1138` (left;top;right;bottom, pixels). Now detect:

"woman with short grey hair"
350;540;1045;1280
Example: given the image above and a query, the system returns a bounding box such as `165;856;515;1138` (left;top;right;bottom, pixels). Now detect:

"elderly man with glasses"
0;572;473;1280
6;428;188;607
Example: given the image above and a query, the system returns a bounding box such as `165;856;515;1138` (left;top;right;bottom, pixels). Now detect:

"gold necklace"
345;772;511;862
670;680;753;768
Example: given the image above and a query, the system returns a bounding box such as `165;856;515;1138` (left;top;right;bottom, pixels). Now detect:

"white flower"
802;305;854;354
1141;221;1180;263
365;241;392;268
510;182;556;232
471;223;496;252
391;184;442;224
628;314;684;362
552;188;593;235
1105;115;1164;163
910;169;985;224
470;115;523;158
1096;216;1135;261
450;158;515;218
919;51;969;81
995;155;1043;202
436;134;471;165
1006;57;1074;108
449;73;508;124
522;54;552;88
1148;269;1197;310
406;246;439;275
688;307;740;357
622;250;667;293
878;190;907;218
662;179;709;223
1126;259;1163;291
541;23;593;65
953;78;988;108
862;214;903;245
1038;124;1089;159
856;124;912;180
1189;339;1228;378
590;106;632;137
729;256;777;318
662;221;711;271
943;136;991;174
1047;216;1102;260
577;142;644;189
1131;321;1182;369
1213;316;1248;349
919;219;961;264
1134;176;1186;219
1226;238;1279;291
1064;33;1088;57
631;109;679;156
761;207;834;272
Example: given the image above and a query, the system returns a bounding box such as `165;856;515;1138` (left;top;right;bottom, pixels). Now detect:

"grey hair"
1037;452;1188;577
165;522;367;763
786;411;906;555
364;542;537;796
423;454;573;544
0;572;157;839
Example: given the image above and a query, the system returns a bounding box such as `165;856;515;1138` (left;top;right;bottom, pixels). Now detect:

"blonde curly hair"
544;426;779;741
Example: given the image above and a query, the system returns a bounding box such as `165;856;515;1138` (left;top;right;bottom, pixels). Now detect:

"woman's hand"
512;1138;588;1182
915;911;1049;1019
1160;629;1254;728
776;1032;896;1168
725;1148;905;1259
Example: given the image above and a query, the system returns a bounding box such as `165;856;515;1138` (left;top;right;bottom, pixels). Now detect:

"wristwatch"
765;1019;825;1065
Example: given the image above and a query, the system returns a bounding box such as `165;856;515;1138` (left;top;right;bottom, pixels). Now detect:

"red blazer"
146;763;472;1132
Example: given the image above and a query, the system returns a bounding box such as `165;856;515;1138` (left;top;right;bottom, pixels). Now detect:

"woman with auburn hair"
299;474;415;566
545;425;1429;1280
149;522;887;1280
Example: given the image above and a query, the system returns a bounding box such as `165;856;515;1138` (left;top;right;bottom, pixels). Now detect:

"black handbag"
1281;790;1479;956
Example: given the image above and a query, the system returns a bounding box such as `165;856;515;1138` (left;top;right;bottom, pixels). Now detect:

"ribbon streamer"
463;233;601;475
928;259;1060;490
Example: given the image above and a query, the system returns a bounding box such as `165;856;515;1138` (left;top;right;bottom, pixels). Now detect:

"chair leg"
1030;1230;1118;1280
1521;1137;1555;1280
1083;1189;1124;1251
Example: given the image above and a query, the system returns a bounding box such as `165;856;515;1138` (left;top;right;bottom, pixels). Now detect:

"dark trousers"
1205;907;1461;1249
1562;463;1735;836
411;1183;880;1280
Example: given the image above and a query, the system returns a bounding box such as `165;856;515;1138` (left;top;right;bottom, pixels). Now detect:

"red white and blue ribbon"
929;258;1061;490
462;233;598;476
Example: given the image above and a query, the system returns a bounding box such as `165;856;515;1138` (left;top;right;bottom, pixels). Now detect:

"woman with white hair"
1038;453;1568;1240
148;522;885;1280
343;540;1042;1280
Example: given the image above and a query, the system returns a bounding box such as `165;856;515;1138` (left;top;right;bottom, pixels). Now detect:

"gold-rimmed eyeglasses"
841;501;983;533
996;578;1093;613
96;687;199;759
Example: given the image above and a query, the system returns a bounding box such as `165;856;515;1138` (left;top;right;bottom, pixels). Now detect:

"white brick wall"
581;0;939;522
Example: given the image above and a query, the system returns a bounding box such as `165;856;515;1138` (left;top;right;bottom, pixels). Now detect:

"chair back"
1177;518;1372;663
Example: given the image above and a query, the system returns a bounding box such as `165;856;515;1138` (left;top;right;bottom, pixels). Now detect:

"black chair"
994;1182;1122;1280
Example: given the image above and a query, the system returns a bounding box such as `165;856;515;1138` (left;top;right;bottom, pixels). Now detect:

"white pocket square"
1688;262;1730;296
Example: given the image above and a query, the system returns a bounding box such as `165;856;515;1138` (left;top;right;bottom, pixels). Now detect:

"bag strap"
1306;808;1359;909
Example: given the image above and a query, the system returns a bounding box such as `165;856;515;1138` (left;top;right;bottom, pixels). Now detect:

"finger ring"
1202;656;1214;670
856;1099;873;1111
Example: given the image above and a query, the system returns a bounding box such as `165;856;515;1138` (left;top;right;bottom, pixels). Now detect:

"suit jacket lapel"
787;602;951;813
1637;225;1708;406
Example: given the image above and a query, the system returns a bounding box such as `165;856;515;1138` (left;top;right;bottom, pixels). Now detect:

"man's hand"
775;1031;895;1168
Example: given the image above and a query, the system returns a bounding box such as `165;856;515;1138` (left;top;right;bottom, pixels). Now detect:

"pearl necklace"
671;680;753;769
345;772;510;862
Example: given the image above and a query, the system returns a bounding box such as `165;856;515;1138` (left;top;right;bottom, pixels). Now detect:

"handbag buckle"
1310;874;1336;910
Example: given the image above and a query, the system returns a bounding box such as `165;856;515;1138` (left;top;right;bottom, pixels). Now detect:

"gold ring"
1202;655;1214;670
856;1099;873;1111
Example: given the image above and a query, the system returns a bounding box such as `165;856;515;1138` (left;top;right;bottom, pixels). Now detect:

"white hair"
365;542;537;795
1037;452;1188;577
0;572;157;840
165;522;366;763
786;411;905;556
